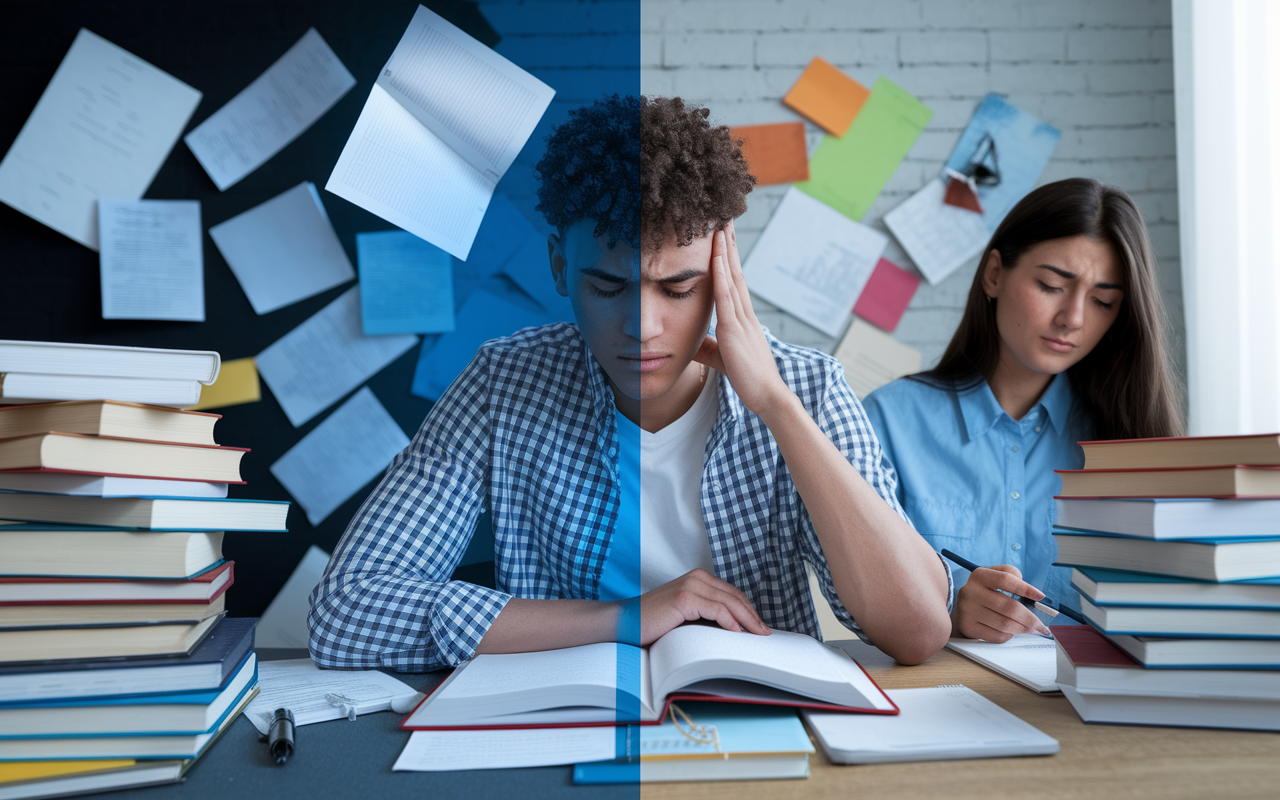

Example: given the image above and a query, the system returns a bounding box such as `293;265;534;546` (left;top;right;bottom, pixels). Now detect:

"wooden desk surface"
645;640;1280;800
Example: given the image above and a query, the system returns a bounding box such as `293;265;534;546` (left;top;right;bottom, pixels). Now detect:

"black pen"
940;549;1089;625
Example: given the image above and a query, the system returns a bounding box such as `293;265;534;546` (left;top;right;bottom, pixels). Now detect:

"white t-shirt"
637;373;719;593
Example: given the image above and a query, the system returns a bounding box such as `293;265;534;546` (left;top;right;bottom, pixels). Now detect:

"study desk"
94;645;1279;800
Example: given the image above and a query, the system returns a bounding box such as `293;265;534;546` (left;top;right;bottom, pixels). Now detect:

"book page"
744;187;887;338
325;84;493;260
254;287;418;427
98;199;204;321
375;5;554;180
185;29;356;191
269;388;410;525
833;319;922;399
208;182;355;315
0;29;201;250
648;626;894;711
394;728;615;771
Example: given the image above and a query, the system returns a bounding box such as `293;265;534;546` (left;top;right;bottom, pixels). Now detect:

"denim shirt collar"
959;371;1073;441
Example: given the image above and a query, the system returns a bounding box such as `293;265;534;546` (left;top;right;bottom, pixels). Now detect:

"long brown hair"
915;178;1184;440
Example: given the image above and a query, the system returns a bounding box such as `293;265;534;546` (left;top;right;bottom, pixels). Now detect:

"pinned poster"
782;57;870;137
796;77;932;222
729;122;810;185
833;319;922;399
852;258;920;333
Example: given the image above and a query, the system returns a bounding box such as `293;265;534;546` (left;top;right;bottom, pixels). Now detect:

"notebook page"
946;634;1060;693
375;5;554;180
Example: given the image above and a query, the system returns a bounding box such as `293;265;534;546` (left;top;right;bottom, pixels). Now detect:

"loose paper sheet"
185;28;356;191
796;77;932;222
208;181;355;315
269;387;410;525
185;357;260;411
255;545;331;648
98;199;204;321
326;6;554;260
782;57;870;137
394;728;616;771
852;257;920;333
356;230;454;335
883;178;989;285
729;122;810;186
256;287;418;427
0;29;201;250
833;319;922;399
946;634;1060;693
743;187;887;338
410;288;551;401
245;657;419;735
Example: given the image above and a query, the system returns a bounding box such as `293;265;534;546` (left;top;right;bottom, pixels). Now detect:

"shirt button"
1012;445;1019;452
1011;491;1020;499
1035;426;1041;432
1011;543;1022;551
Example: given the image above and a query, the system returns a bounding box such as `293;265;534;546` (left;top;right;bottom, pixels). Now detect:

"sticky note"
185;357;261;411
852;258;921;333
782;57;870;137
730;122;810;186
357;231;455;335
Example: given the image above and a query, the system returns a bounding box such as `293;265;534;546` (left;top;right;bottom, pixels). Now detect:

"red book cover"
1054;624;1140;669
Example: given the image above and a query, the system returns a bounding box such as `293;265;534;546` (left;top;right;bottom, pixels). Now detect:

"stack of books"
1050;433;1280;731
0;343;287;798
0;339;222;408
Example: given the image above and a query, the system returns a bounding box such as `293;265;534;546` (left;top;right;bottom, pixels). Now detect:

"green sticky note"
796;77;933;221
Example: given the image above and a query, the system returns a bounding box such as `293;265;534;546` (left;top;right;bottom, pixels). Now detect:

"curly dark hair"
534;95;640;250
641;96;755;250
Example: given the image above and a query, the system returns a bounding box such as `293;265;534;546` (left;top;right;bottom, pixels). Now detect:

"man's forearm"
756;392;952;665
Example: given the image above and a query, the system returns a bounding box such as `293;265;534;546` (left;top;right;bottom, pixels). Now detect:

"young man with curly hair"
308;95;953;671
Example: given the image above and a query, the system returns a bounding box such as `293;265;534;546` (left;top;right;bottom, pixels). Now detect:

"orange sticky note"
782;57;870;136
730;122;810;186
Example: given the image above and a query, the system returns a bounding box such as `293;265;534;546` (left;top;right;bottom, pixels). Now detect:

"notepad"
946;634;1061;693
326;5;554;259
803;685;1058;763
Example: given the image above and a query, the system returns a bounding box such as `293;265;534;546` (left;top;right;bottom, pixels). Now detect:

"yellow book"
0;760;134;785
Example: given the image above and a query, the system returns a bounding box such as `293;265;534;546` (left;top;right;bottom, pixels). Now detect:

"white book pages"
269;388;410;524
208;181;355;315
0;29;201;250
883;178;989;285
98;199;204;321
375;5;554;181
744;187;887;339
832;319;922;399
185;28;356;191
255;288;417;427
394;728;615;772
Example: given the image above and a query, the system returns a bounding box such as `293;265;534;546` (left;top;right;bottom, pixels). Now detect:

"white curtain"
1173;0;1280;435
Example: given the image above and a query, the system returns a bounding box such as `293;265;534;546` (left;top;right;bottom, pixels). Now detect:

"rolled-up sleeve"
307;349;511;672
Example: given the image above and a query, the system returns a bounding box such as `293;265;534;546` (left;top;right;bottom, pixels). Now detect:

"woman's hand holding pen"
952;564;1052;641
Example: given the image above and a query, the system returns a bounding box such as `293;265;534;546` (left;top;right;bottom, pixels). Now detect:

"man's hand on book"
640;568;771;646
952;564;1051;642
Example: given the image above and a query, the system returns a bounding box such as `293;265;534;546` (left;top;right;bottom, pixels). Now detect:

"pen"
268;707;296;765
939;549;1089;625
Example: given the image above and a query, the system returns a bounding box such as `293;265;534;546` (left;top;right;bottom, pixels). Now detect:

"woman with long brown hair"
863;178;1183;642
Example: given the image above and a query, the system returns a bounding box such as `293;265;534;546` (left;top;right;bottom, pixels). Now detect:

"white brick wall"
640;0;1183;380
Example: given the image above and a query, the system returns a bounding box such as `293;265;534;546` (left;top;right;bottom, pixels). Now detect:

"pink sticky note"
852;258;921;332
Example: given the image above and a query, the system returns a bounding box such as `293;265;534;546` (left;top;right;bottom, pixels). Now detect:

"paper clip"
324;692;359;721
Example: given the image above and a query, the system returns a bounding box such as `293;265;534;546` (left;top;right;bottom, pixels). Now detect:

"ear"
548;233;569;298
980;249;1004;300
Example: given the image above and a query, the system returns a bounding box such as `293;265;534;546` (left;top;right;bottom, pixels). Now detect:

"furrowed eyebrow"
655;269;706;284
1037;264;1123;291
579;267;627;285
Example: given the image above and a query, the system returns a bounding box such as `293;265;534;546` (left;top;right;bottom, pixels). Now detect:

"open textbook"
326;5;554;260
403;626;896;730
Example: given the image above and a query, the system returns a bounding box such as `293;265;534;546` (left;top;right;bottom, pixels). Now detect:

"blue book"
0;617;256;704
0;492;289;531
0;652;256;737
1072;567;1280;609
1056;497;1280;540
573;703;813;784
1052;528;1280;582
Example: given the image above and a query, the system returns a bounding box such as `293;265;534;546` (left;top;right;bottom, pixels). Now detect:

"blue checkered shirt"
308;323;945;672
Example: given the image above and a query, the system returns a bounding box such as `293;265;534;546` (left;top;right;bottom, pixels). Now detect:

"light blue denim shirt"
862;372;1087;612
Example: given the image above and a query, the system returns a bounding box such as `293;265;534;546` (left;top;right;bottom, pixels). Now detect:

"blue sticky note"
944;94;1061;233
410;288;554;401
503;235;575;322
357;231;455;335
